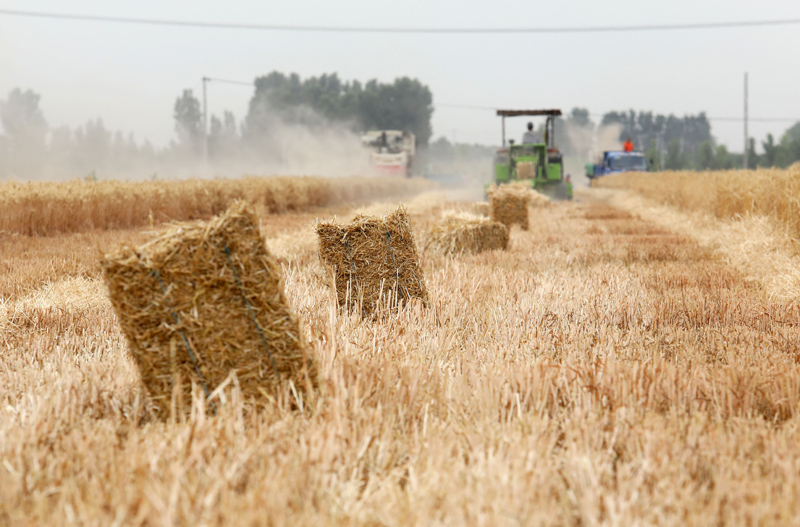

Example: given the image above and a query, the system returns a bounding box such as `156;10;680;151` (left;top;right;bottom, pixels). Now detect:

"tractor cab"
491;109;572;200
586;150;649;180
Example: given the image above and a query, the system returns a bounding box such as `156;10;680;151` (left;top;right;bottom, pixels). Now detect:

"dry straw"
101;200;316;417
0;176;434;237
426;211;509;255
471;202;491;217
487;183;533;230
316;207;428;317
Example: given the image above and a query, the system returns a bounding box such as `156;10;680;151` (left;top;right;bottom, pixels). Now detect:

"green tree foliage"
714;145;736;170
645;139;661;171
0;88;48;177
245;72;433;146
664;138;686;170
601;110;712;157
173;89;202;152
209;110;239;160
761;134;779;168
695;141;716;170
747;138;758;169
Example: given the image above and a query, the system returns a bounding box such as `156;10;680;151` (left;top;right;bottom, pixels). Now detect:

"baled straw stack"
101;200;317;417
529;189;551;208
487;184;532;231
471;202;491;217
316;207;428;317
426;212;509;255
516;162;535;181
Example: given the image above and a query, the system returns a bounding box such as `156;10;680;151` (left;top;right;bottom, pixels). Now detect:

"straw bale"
487;184;532;230
471;202;491;217
316;207;428;317
529;189;551;208
426;212;509;255
101;200;316;417
517;162;535;181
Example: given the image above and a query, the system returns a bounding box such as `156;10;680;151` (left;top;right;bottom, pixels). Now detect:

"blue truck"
586;151;649;181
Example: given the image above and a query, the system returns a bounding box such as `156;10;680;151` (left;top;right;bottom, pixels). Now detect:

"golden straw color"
487;183;533;231
316;206;428;317
0;176;433;237
425;211;509;255
101;200;317;417
471;202;491;217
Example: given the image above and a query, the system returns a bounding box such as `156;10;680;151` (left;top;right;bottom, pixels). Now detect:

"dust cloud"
0;105;374;182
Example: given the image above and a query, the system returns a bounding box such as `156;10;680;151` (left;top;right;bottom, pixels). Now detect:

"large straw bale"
426;212;509;255
487;184;532;230
101;200;316;417
316;207;428;317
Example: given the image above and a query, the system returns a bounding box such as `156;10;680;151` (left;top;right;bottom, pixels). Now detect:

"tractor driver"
522;122;540;144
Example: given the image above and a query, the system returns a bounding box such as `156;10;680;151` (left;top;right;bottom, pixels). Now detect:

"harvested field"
594;165;800;238
3;179;800;525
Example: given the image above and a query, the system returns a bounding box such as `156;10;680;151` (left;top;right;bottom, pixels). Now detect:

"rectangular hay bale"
101;200;316;417
487;184;532;231
426;212;509;255
316;207;428;316
471;202;491;217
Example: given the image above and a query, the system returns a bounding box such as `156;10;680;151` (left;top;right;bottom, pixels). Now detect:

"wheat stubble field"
2;174;800;526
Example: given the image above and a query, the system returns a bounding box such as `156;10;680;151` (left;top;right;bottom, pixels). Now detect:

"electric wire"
1;8;800;34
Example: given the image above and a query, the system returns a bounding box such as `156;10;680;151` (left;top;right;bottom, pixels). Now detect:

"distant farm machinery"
491;109;572;201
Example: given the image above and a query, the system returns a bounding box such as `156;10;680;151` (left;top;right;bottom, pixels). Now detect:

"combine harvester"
491;109;572;200
585;150;649;183
361;130;416;177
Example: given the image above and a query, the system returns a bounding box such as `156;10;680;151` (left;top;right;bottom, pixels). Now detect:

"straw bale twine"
426;212;509;255
101;200;317;417
487;184;532;230
316;207;428;317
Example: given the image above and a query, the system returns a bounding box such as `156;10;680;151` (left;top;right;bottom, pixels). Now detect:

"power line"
205;77;253;87
435;103;497;111
2;8;800;34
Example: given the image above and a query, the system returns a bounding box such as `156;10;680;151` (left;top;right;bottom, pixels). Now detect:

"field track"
2;188;800;525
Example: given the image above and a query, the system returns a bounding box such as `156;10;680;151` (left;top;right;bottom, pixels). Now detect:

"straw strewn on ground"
4;185;800;525
0;175;433;236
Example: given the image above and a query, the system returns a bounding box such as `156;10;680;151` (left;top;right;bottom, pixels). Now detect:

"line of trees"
0;73;434;180
555;107;800;171
4;79;800;180
172;72;434;163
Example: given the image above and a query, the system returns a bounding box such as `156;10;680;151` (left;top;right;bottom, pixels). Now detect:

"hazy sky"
2;0;799;151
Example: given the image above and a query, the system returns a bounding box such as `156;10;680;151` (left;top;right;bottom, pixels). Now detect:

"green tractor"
491;109;572;200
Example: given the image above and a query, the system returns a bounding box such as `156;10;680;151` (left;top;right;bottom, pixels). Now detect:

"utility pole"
202;76;209;173
744;72;749;169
